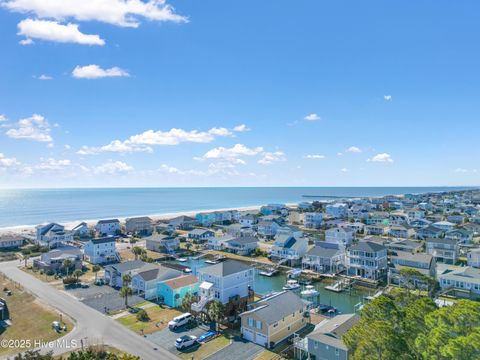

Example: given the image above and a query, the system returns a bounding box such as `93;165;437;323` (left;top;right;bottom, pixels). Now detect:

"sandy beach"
0;203;298;237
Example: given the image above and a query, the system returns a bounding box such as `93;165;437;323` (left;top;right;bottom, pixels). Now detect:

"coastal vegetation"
344;289;480;359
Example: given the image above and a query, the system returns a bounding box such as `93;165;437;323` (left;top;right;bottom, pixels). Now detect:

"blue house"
157;275;199;308
195;213;217;226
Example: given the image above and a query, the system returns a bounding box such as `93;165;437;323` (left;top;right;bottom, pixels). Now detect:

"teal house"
157;275;199;308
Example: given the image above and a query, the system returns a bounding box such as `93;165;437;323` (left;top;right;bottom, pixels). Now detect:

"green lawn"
0;277;73;357
117;305;182;334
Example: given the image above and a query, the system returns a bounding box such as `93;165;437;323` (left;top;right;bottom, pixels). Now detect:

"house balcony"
191;293;215;312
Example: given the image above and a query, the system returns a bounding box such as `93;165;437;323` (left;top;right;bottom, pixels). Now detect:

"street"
0;260;180;360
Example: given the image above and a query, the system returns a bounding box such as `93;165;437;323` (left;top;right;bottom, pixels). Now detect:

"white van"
168;313;192;330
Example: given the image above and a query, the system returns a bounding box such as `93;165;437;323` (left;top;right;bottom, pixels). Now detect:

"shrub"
62;277;79;285
136;309;150;322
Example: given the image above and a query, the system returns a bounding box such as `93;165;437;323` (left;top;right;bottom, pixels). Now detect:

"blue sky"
0;0;479;188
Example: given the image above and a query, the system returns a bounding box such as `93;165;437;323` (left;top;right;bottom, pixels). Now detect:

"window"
256;320;262;330
248;318;254;327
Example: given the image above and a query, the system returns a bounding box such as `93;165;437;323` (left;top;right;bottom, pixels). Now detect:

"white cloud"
64;144;71;150
19;38;33;45
341;168;348;172
35;158;71;170
0;115;7;122
258;151;286;165
37;74;53;80
233;124;250;132
346;146;362;153
17;19;105;45
454;168;468;173
384;95;392;101
5;114;53;142
201;144;264;161
304;113;321;121
94;160;133;174
72;64;129;79
304;154;325;159
369;153;393;163
0;153;20;168
3;0;187;28
78;126;236;155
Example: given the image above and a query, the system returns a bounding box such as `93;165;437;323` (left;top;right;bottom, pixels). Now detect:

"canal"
168;257;372;314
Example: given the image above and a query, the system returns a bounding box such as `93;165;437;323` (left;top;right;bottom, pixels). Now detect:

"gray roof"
307;314;360;351
227;236;258;246
106;260;146;273
189;229;214;236
199;260;251;277
390;251;433;264
136;265;182;282
241;291;305;325
97;219;120;224
426;237;457;245
349;241;386;253
90;236;116;244
306;246;343;258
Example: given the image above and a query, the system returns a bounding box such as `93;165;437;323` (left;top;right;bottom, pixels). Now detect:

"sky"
0;0;479;188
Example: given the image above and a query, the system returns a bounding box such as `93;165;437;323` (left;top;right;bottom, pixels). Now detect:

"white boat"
325;280;343;293
183;267;192;273
301;285;319;297
283;279;301;291
259;267;279;277
204;259;218;265
177;258;188;262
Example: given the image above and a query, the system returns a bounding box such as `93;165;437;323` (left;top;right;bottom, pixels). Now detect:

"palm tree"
23;254;30;268
92;265;101;281
62;259;73;277
207;300;225;331
119;286;133;308
122;273;132;287
132;246;145;260
72;269;83;282
181;292;195;312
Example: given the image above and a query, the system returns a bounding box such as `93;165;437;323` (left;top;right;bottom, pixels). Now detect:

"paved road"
0;260;180;360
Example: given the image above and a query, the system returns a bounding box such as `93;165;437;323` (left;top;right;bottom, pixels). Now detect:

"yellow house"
240;291;308;348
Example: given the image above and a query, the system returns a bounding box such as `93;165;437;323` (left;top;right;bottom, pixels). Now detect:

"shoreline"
0;203;296;236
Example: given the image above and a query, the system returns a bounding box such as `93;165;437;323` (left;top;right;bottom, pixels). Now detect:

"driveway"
146;322;211;355
68;285;144;313
0;260;180;360
205;336;264;360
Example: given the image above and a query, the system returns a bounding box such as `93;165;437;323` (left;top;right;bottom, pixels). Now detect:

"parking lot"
67;285;144;313
146;322;212;355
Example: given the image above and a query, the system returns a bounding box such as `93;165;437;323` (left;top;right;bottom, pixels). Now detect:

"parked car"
168;313;192;330
197;331;218;343
175;335;197;350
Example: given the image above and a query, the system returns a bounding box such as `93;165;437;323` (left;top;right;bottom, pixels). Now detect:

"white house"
84;236;119;264
438;266;480;297
207;235;235;251
145;235;180;253
240;214;257;227
326;203;348;219
0;235;24;249
325;227;354;248
347;241;388;280
302;243;345;274
432;221;455;232
125;216;153;236
70;222;89;237
131;265;183;300
192;260;254;312
304;213;323;229
256;220;280;238
426;237;459;265
270;227;308;266
95;219;120;236
467;248;480;268
36;223;73;248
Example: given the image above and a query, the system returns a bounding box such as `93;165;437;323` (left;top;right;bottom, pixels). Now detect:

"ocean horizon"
0;186;476;228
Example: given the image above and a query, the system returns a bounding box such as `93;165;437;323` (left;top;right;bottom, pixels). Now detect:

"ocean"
0;187;473;228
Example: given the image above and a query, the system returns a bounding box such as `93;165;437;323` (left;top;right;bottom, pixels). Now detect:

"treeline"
12;349;139;360
344;289;480;360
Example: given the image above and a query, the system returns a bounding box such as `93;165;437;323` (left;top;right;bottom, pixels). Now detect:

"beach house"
36;223;73;248
438;266;480;299
131;265;183;300
347;241;388;280
468;248;480;268
188;229;215;243
295;314;360;360
240;291;307;348
33;246;83;273
224;236;258;255
125;216;153;236
426;237;459;264
0;235;24;249
326;203;348;219
157;275;199;308
302;243;345;274
95;219;120;236
70;222;89;237
104;260;147;287
145;235;180;253
191;260;254;313
325;227;354;248
304;212;323;229
270;227;308;266
83;236;119;264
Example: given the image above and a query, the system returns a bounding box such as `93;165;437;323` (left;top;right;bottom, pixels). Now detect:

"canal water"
169;258;371;314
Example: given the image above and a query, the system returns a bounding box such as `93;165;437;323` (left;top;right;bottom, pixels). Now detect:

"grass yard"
0;277;73;357
178;334;231;360
208;250;273;265
116;305;182;334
